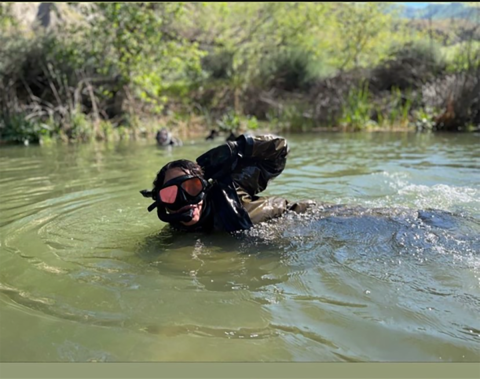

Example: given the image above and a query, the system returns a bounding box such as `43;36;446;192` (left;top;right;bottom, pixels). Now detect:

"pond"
0;132;479;362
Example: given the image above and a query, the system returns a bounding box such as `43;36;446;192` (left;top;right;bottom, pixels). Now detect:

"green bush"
201;49;234;80
0;114;51;143
259;48;333;91
371;40;446;91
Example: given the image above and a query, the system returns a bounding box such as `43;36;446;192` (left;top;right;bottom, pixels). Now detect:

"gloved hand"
197;140;241;180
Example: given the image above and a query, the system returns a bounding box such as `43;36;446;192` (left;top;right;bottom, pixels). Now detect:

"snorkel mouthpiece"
157;205;194;223
139;188;197;223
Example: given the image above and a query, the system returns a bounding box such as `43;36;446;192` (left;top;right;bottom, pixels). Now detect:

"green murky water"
1;132;479;362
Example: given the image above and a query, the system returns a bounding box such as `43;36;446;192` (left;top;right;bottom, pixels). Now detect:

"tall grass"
339;82;372;130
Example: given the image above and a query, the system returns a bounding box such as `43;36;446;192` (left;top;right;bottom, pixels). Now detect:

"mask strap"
140;189;153;198
140;189;157;212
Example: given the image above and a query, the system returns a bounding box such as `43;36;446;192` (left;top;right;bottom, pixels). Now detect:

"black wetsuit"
170;134;314;233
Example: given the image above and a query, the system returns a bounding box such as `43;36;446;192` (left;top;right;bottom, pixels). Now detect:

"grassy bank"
1;3;479;145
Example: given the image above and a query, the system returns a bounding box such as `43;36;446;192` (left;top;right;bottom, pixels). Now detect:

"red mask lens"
159;186;178;204
181;178;204;196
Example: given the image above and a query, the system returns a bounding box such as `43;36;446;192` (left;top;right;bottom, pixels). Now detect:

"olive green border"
0;363;479;379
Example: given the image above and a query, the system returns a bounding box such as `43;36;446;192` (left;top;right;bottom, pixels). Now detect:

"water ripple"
1;135;479;362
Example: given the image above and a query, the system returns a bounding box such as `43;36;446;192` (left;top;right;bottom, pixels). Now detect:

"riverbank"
1;3;479;145
1;110;479;147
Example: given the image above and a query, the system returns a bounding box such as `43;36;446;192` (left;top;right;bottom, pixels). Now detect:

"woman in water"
140;134;314;233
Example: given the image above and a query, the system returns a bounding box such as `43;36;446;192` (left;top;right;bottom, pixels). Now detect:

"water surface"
0;132;479;362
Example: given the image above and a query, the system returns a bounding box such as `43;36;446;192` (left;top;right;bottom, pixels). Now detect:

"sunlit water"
0;132;479;362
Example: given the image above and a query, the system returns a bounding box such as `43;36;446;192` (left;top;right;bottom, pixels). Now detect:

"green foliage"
265;101;316;132
194;3;335;87
79;3;205;110
444;41;480;73
116;126;131;140
339;82;373;130
68;108;92;142
1;2;478;143
216;112;259;132
245;115;259;130
0;3;18;30
260;48;334;91
371;39;446;92
0;114;51;143
387;88;414;127
413;107;437;132
201;49;234;80
332;3;397;69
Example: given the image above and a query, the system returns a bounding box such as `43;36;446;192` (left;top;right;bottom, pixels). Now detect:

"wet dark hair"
152;160;204;195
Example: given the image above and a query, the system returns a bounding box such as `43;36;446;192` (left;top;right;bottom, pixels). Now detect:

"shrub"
259;48;333;92
370;40;446;92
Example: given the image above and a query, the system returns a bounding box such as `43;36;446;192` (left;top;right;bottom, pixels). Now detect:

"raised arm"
231;134;289;196
196;133;289;196
197;134;315;226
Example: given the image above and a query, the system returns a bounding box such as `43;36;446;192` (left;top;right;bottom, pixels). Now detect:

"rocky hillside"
401;3;479;22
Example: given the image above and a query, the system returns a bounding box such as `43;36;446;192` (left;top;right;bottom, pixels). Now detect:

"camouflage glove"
197;140;244;180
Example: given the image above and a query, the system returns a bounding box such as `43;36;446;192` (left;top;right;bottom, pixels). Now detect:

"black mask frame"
157;174;208;211
140;175;209;224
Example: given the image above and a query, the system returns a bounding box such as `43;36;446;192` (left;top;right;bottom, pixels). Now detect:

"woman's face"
163;168;204;226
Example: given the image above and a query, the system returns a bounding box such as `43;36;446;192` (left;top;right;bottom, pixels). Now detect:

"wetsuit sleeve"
231;134;316;223
196;133;315;226
230;134;289;196
237;190;316;224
